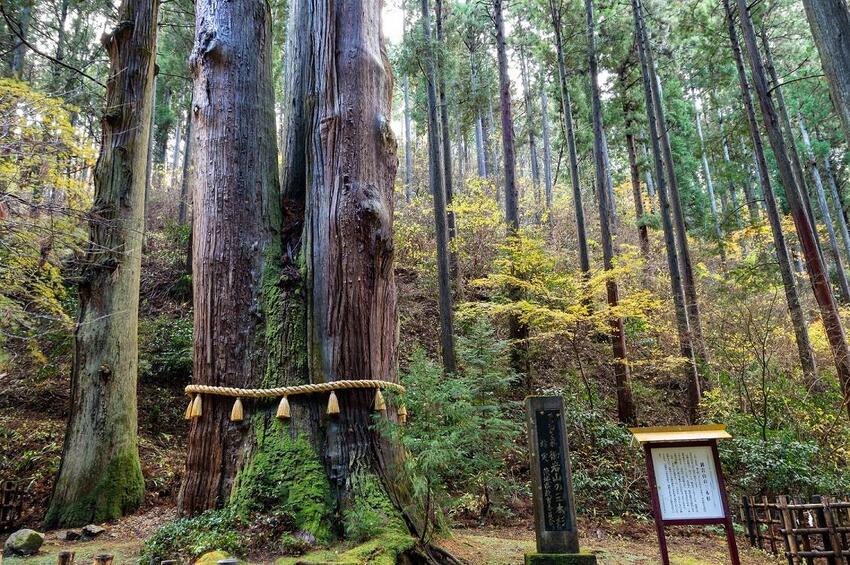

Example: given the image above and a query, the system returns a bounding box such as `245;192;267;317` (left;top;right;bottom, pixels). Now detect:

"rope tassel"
327;391;340;415
276;396;291;419
230;398;244;422
398;404;407;424
374;389;386;412
184;397;193;420
190;394;203;418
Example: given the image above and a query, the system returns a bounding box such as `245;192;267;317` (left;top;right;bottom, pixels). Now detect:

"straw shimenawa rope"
185;379;405;399
184;379;407;422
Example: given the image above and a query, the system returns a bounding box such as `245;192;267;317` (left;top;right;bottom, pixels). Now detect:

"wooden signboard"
526;396;579;554
629;425;740;565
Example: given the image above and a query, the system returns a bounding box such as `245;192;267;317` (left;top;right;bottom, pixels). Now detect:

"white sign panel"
650;445;724;520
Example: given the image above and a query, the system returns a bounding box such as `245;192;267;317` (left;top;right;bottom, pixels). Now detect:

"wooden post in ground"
92;555;113;565
57;551;75;565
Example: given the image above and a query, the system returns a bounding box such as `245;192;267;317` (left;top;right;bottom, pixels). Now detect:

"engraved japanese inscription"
535;409;572;531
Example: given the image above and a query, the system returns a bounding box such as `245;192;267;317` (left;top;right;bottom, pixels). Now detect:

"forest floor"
0;507;782;564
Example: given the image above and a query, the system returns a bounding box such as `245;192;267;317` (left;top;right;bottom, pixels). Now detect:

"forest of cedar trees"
3;0;850;562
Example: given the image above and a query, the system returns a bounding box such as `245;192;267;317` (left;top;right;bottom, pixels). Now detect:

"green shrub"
141;508;243;563
384;320;522;526
138;314;193;382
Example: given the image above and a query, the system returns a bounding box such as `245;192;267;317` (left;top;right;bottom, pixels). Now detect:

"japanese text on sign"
535;409;572;531
650;446;724;520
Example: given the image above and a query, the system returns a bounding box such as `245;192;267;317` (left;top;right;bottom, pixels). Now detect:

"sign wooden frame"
631;426;740;565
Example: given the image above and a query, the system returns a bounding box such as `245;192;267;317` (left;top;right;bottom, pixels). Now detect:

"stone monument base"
524;552;599;565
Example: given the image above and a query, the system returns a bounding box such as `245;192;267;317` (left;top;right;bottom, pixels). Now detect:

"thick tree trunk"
403;76;413;201
800;0;850;150
540;80;553;212
640;5;707;365
422;0;457;375
45;0;156;527
178;0;283;514
550;0;590;275
693;100;726;268
640;137;657;212
586;0;635;425
799;115;850;304
724;0;817;383
632;0;701;423
735;0;850;420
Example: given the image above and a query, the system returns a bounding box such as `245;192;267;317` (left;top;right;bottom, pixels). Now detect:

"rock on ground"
3;528;45;556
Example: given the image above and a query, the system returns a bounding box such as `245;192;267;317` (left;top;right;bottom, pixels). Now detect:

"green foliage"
141;508;243;563
560;382;648;516
138;314;193;382
384;321;522;526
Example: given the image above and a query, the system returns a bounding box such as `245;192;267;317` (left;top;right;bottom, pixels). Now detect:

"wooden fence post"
57;550;75;565
742;496;757;547
777;495;797;565
92;555;113;565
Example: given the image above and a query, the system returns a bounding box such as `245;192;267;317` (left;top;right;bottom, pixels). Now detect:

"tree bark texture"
45;0;157;527
693;100;726;268
801;0;850;151
540;80;553;212
735;0;850;420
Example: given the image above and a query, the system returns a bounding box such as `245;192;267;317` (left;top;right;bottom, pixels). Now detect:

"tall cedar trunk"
403;75;414;201
550;0;590;275
734;0;850;420
824;154;850;266
177;96;192;226
45;0;156;527
435;0;458;280
626;129;650;260
305;0;423;532
619;62;650;260
800;115;850;304
170;102;183;178
693;99;726;268
10;0;31;79
494;0;529;380
475;112;487;177
422;0;457;375
50;0;69;91
178;0;284;514
144;76;156;209
718;113;743;229
518;41;540;202
640;137;657;212
638;4;707;365
800;0;850;150
761;30;826;266
723;0;817;383
632;0;701;423
586;0;635;425
540;80;553;212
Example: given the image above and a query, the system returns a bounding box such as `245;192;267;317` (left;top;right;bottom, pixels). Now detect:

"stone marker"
525;396;597;565
58;530;81;541
81;524;106;539
3;528;45;556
